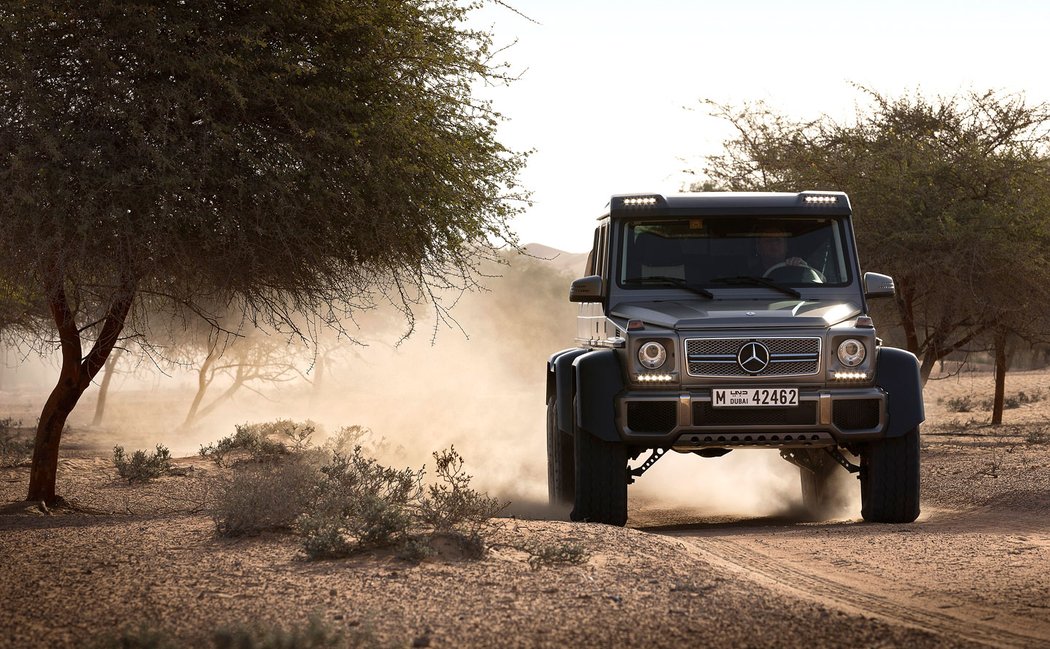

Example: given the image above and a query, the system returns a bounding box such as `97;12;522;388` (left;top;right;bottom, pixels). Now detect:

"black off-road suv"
546;191;923;526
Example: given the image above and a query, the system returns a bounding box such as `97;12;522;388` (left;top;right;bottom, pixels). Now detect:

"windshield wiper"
623;275;714;299
710;275;801;299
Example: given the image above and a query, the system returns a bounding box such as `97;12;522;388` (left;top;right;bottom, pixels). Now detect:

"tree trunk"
181;341;219;429
91;347;123;427
27;274;136;505
991;328;1009;425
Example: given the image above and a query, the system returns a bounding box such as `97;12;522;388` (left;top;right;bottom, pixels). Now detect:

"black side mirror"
863;272;895;299
569;275;603;303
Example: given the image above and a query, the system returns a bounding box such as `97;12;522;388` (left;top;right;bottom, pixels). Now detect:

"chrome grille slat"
686;337;821;377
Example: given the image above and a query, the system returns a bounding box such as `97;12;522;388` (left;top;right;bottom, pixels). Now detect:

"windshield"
619;216;851;288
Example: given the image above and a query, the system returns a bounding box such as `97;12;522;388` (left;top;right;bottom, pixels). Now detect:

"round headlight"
638;341;667;369
837;339;866;367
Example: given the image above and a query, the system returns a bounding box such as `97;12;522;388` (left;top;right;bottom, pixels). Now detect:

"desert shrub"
298;448;422;558
1026;427;1049;445
323;424;400;458
945;395;974;413
112;444;173;483
0;418;33;467
200;420;316;467
519;540;590;570
298;445;505;561
213;459;321;537
418;447;505;537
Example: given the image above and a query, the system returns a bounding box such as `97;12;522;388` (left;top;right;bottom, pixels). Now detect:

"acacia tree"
698;90;1050;402
0;1;527;504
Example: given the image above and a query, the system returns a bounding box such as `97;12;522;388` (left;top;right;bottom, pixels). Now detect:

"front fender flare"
573;349;624;442
874;346;925;438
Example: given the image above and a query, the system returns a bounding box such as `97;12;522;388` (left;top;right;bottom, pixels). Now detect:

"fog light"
833;371;869;381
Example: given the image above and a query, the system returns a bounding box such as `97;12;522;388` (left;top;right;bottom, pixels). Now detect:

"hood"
610;299;862;330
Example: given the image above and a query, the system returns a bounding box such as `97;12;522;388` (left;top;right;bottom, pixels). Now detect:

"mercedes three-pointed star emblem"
737;341;770;374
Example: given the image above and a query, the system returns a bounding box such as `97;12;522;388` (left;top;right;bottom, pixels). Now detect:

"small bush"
298;445;504;561
1026;427;1049;445
213;459;321;537
418;447;505;537
113;444;173;483
200;420;316;467
298;448;422;558
519;541;590;570
0;418;33;467
945;396;974;413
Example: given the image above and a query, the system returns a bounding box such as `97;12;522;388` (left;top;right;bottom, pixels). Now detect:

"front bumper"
616;386;887;449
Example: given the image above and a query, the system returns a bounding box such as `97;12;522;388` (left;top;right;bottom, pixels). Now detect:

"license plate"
712;388;799;407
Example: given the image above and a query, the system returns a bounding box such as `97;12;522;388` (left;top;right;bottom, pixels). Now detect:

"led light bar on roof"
803;195;839;204
623;196;659;206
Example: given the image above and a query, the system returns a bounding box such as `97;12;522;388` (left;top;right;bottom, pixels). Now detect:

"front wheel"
546;397;574;506
860;428;921;523
570;423;628;526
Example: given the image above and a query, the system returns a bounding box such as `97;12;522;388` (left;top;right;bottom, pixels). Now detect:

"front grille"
626;401;678;434
693;401;817;426
686;337;821;377
833;399;880;430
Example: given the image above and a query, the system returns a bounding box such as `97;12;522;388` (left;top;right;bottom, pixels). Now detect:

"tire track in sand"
665;532;1050;648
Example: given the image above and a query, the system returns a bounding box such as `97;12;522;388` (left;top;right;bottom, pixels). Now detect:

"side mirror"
863;272;895;299
569;275;603;303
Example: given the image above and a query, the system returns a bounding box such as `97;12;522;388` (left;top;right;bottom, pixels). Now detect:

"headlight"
837;339;866;367
638;341;667;369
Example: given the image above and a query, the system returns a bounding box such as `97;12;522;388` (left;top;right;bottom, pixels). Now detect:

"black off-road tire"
570;422;628;526
546;397;574;506
860;428;921;523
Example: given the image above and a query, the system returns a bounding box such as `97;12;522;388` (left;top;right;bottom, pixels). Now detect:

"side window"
596;223;609;280
586;227;599;276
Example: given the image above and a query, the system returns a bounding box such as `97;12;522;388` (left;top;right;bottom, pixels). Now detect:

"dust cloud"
0;252;860;521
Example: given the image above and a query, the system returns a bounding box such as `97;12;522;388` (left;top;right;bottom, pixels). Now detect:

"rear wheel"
546;397;574;506
860;428;921;523
570;420;628;526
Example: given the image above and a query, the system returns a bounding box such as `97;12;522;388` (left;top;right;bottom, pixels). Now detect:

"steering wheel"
763;262;826;283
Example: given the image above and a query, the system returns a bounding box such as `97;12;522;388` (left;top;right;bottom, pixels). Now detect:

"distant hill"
521;243;588;277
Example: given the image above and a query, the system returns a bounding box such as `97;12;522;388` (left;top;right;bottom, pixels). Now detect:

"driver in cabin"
753;229;806;276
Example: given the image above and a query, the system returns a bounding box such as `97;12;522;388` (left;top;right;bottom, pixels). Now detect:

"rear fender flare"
549;348;589;435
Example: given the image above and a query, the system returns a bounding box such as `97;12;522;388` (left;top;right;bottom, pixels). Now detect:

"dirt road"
631;503;1050;649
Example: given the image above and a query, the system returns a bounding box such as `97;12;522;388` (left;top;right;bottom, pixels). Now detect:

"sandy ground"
1;369;1049;648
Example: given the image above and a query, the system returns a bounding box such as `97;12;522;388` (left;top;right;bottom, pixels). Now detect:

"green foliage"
112;444;173;484
700;90;1050;379
0;0;527;341
0;418;33;468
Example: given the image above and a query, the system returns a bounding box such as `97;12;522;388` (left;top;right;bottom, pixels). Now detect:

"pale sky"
471;0;1050;252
